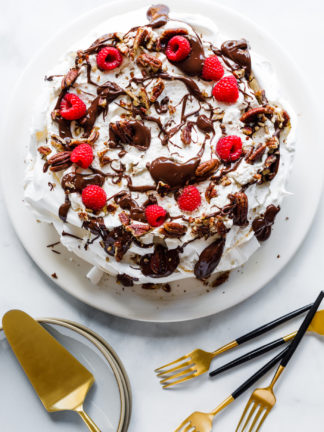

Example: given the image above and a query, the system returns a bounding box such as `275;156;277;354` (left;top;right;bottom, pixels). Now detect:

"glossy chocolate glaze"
194;237;226;280
140;244;180;278
61;171;105;193
148;156;200;187
221;39;251;76
252;205;280;241
170;35;205;77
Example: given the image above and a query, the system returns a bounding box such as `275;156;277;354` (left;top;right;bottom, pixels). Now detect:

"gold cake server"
2;310;101;432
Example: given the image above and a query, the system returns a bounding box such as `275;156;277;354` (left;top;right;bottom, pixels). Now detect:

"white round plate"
1;0;323;322
0;320;128;431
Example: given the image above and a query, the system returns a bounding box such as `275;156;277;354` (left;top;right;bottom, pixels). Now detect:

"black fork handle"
210;336;287;377
235;303;312;345
232;345;289;400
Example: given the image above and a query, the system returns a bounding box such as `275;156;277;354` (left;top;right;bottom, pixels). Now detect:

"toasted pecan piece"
137;53;162;73
246;143;267;163
195;159;220;176
44;151;72;172
240;105;274;123
61;68;79;90
160;222;187;238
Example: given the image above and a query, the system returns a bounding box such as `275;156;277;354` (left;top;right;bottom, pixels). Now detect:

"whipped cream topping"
24;5;296;286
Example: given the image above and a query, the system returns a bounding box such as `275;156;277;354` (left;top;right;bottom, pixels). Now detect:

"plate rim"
1;0;323;322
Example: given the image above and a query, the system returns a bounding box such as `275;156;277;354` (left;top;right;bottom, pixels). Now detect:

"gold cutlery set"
2;292;323;431
155;292;324;431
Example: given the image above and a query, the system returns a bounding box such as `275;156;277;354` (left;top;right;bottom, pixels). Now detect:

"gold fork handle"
75;405;101;432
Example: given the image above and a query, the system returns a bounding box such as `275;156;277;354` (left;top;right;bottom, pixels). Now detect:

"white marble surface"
0;0;324;430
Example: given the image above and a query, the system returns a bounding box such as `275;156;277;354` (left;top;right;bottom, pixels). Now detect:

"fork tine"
156;361;193;378
155;355;189;372
174;419;191;432
236;398;255;432
163;372;197;388
248;406;265;432
160;368;196;384
254;408;270;432
240;401;258;432
183;424;194;432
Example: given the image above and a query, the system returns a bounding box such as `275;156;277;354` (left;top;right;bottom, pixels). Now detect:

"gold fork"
155;304;311;388
174;348;286;432
236;291;324;432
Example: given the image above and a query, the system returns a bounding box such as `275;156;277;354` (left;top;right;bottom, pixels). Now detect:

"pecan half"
240;105;274;123
227;192;249;226
61;68;79;90
126;223;151;237
132;27;149;56
160;222;187;238
205;182;217;203
137;53;162;73
44;151;72;172
149;79;165;103
37;146;52;157
180;122;194;145
119;211;130;226
261;154;280;181
195;159;220;177
266;136;279;151
246;143;267;163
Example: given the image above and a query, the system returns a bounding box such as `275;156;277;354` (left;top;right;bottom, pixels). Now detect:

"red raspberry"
145;205;167;227
216;135;243;162
212;75;239;104
178;186;201;212
166;36;191;62
96;47;122;71
82;185;107;211
60;93;87;120
70;144;93;169
202;55;224;81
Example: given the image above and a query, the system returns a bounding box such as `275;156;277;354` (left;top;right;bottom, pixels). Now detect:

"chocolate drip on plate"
194;237;226;280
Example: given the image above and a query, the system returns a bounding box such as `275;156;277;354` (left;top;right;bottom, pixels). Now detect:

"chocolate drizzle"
148;156;200;188
80;81;125;137
59;195;71;222
114;191;146;222
109;120;151;151
61;171;105;193
221;39;251;77
252;205;280;241
170;35;205;76
194;237;226;280
140;244;180;278
147;4;170;28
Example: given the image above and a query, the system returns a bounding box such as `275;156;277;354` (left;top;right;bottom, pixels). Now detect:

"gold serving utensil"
174;303;324;432
235;291;324;432
155;304;312;388
2;310;101;432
